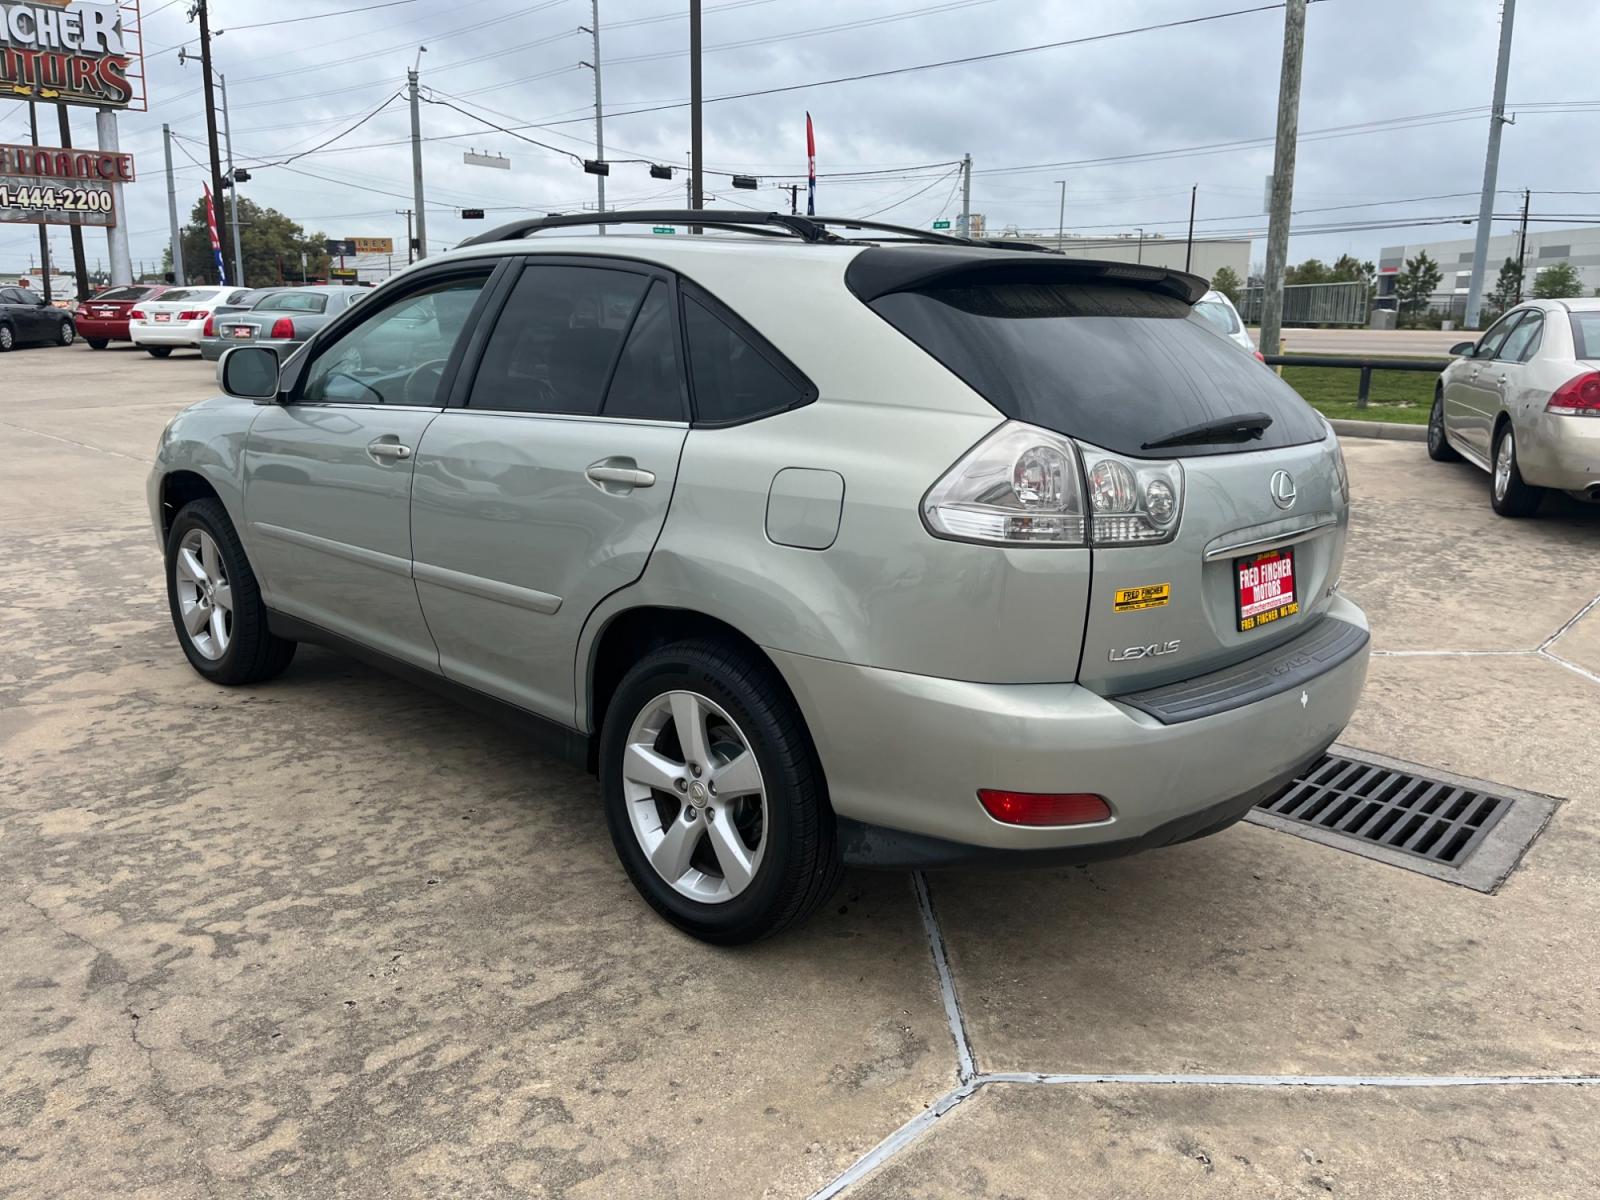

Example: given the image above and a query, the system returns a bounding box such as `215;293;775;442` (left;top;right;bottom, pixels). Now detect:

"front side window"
15;288;42;305
1474;311;1525;359
0;288;20;304
683;293;812;424
467;265;648;415
300;271;491;407
1497;312;1543;363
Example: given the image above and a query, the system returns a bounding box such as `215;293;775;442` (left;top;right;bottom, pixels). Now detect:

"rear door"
410;258;690;725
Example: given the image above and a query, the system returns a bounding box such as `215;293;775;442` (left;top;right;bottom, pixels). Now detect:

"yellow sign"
353;237;394;254
1113;583;1171;613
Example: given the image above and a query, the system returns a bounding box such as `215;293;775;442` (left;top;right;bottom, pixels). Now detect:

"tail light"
177;310;203;321
269;317;295;340
202;314;214;337
923;422;1184;548
979;789;1111;827
1547;371;1600;416
129;307;145;321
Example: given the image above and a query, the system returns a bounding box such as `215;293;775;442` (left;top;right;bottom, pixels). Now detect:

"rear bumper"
770;593;1370;861
202;336;295;361
1519;412;1600;494
131;322;205;347
74;317;128;339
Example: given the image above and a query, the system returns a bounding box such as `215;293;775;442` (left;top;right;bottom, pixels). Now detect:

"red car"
75;284;171;349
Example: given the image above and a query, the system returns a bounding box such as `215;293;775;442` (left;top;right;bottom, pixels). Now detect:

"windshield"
254;291;329;314
1570;312;1600;359
1190;297;1242;336
870;281;1325;458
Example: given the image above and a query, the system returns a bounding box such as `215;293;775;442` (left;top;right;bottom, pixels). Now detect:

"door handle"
586;460;656;490
367;439;412;461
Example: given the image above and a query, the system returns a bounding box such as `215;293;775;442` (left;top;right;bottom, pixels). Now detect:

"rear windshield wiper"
1141;412;1273;451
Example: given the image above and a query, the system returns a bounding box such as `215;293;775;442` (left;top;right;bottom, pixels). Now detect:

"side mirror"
1449;341;1476;357
219;345;282;403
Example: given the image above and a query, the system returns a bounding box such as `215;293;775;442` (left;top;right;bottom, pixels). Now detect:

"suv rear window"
869;282;1327;458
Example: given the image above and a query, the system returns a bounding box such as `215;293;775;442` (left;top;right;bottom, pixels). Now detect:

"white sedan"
129;287;253;358
1431;298;1600;516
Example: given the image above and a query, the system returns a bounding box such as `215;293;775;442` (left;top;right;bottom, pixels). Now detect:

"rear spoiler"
843;247;1209;306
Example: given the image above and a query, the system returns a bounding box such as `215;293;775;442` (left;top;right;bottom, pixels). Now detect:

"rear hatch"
858;250;1346;695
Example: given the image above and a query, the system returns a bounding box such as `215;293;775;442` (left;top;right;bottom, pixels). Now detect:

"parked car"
200;285;367;362
0;284;76;351
130;287;253;358
75;284;170;349
1188;288;1260;359
1431;298;1600;515
148;211;1369;943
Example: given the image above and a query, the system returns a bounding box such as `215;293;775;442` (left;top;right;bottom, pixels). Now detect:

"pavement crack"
912;872;975;1085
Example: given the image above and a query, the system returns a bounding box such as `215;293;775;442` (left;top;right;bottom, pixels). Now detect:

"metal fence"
1238;281;1369;327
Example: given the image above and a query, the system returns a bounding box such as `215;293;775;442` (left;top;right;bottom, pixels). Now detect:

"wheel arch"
158;469;225;541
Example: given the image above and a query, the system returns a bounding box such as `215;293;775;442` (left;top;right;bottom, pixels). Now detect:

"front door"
1448;310;1525;459
242;264;498;669
410;262;690;724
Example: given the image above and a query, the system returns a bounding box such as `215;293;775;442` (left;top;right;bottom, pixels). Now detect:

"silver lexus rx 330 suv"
148;211;1370;943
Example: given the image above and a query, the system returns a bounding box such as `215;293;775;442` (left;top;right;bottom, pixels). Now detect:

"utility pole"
959;152;972;238
409;49;429;260
1136;228;1145;264
193;0;228;274
1055;180;1066;252
56;107;89;300
1464;0;1516;329
581;0;606;231
689;0;703;223
1515;187;1531;301
219;73;245;286
396;209;414;264
27;102;51;302
163;124;186;285
96;109;131;285
1258;0;1306;358
1185;184;1198;273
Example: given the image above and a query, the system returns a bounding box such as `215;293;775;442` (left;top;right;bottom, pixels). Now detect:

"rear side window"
1571;312;1600;359
683;292;813;425
869;282;1327;458
603;281;685;421
468;265;648;415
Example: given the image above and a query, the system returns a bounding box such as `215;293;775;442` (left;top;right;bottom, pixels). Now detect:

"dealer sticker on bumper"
1114;582;1171;613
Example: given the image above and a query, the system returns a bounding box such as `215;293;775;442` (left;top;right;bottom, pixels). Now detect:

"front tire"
165;498;296;684
146;346;173;359
1427;390;1460;462
599;639;842;944
1491;424;1543;518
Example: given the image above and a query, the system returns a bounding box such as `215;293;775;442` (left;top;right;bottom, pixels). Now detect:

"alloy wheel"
621;690;768;904
60;322;75;346
1428;399;1444;452
1494;431;1514;500
174;528;233;660
0;325;12;351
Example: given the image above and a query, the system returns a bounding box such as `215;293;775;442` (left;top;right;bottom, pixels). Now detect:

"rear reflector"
978;789;1111;827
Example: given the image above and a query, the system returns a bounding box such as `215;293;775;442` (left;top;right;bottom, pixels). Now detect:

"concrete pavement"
2;343;1597;1197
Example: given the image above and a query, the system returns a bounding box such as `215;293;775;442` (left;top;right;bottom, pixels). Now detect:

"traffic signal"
584;160;610;176
650;164;673;180
732;175;758;190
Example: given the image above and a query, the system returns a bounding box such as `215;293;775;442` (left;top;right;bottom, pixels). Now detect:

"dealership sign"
0;140;132;225
0;0;146;110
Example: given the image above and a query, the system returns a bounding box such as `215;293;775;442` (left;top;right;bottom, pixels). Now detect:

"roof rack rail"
458;209;1068;255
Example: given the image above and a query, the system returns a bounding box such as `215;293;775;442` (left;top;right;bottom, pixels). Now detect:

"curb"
1328;418;1427;443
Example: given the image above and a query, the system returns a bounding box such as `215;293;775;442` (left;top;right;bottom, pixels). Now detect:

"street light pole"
409;48;429;260
1258;0;1306;357
583;0;606;231
219;73;245;286
690;0;703;219
1464;0;1516;329
163;124;186;286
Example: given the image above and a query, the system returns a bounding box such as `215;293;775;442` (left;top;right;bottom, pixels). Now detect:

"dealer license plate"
154;312;171;322
1235;547;1299;632
231;326;253;339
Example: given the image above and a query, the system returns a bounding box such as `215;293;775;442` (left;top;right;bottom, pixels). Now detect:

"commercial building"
972;230;1250;287
1376;224;1600;309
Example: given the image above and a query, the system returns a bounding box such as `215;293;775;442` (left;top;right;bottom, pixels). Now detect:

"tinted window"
871;282;1326;458
683;295;811;424
468;265;647;415
1570;312;1600;360
603;281;685;420
256;291;329;314
301;271;490;406
14;288;42;305
1475;310;1525;359
0;288;19;303
1497;312;1543;363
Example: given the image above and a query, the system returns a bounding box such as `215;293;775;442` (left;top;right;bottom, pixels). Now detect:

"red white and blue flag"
204;185;227;286
805;111;816;216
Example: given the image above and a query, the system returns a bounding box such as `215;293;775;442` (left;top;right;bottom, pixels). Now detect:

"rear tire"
1491;424;1543;518
58;320;75;347
0;322;14;352
147;346;173;359
87;337;109;350
1427;391;1460;462
599;639;842;944
165;498;297;684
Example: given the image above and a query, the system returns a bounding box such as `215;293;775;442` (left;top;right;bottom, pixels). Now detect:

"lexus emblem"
1269;470;1297;510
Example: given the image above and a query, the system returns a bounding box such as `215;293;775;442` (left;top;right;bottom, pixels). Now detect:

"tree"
1532;260;1583;300
1211;265;1243;305
165;195;330;287
1285;258;1329;285
1488;257;1524;314
1393;250;1442;322
1329;254;1375;288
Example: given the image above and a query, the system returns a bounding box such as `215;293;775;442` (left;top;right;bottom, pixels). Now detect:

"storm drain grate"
1247;746;1560;892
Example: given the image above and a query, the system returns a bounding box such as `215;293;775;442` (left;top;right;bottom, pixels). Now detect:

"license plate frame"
230;326;254;339
1235;546;1300;632
154;312;171;322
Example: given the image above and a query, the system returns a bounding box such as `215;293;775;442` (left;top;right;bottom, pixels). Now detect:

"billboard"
0;140;131;225
0;0;146;110
353;237;392;254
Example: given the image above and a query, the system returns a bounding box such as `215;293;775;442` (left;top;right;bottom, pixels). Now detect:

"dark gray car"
200;285;366;361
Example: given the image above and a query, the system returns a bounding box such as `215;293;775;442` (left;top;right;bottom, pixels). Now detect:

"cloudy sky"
3;0;1597;277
